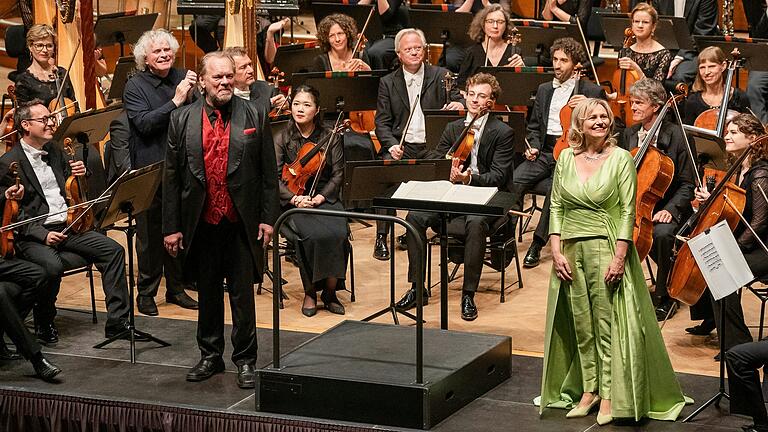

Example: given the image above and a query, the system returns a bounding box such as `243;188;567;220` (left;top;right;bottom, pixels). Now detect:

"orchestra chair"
517;178;550;242
4;24;29;82
58;255;98;324
426;212;524;303
746;277;768;340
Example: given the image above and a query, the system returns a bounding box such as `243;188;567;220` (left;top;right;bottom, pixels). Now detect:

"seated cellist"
619;78;696;321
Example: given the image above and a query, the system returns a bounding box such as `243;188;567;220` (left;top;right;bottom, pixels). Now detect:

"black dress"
457;43;520;89
621;47;673;82
274;125;349;293
682;89;750;125
14;66;75;107
540;0;590;25
311;51;371;72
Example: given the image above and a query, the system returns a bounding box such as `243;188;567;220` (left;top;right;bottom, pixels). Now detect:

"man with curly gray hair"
123;29;199;316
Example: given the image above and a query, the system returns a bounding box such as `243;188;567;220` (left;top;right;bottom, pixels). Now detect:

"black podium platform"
255;320;512;429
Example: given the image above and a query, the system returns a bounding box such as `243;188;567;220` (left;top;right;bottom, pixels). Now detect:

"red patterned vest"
201;107;238;224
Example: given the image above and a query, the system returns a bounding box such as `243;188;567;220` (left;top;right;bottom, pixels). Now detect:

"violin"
281;118;348;196
667;136;768;305
693;49;742;136
268;67;291;119
1;162;21;259
609;28;640;128
63;139;94;234
552;65;584;160
346;7;378;143
445;102;492;166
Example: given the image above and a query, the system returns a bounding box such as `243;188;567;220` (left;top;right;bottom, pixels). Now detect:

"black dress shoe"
321;290;345;315
166;292;199;310
31;354;61;382
373;234;390;260
36;323;59;345
461;294;478;321
395;288;429;310
237;363;256;389
523;242;543;268
714;352;722;362
104;321;151;342
655;299;677;322
0;341;23;360
686;319;716;336
186;357;225;382
137;295;159;316
396;234;408;250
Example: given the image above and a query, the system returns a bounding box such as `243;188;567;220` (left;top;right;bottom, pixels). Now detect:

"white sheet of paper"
688;220;754;300
392;181;497;205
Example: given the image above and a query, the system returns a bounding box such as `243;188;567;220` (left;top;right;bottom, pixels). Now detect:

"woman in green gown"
539;98;688;425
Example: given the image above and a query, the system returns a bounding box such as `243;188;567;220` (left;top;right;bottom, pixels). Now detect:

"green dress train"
539;147;688;421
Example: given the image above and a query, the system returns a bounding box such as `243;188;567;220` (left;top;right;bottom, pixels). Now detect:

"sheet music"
688;220;754;300
392;181;497;205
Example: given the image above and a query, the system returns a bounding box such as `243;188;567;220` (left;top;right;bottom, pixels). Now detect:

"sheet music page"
688;220;754;300
392;181;454;201
441;185;498;205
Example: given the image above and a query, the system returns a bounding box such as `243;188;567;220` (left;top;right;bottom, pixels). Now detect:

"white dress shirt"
674;0;685;18
546;77;577;136
21;139;67;225
464;112;489;175
234;88;251;100
403;64;426;144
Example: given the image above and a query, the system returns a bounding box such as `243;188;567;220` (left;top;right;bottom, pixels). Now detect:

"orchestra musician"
0;182;62;381
682;46;750;126
163;51;279;388
456;4;525;89
312;14;372;73
373;28;465;261
357;0;409;70
616;3;672;83
540;98;687;424
224;46;287;114
123;29;199;317
620;78;696;321
14;24;75;107
514;37;606;269
396;72;514;321
689;114;766;352
274;85;349;317
746;3;768;124
0;101;135;344
540;0;590;26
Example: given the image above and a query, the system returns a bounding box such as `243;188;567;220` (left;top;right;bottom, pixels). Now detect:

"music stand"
694;36;768;72
683;125;728;170
312;3;384;42
476;67;555;106
95;13;158;57
52;104;124;145
344;159;452;324
93;163;170;361
408;9;474;47
291;72;384;112
107;56;136;102
509;20;582;65
273;44;322;77
601;15;682;50
424;110;464;153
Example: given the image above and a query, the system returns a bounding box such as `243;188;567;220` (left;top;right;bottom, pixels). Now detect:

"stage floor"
0;311;751;431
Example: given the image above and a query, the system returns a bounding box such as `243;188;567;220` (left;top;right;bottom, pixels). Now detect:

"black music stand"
509;20;582;65
476;67;555;105
683;124;728;170
93;163;170;362
273;44;322;76
601;15;682;51
408;9;474;47
107;56;136;102
695;36;768;72
95;13;158;56
52;104;124;145
291;72;384;112
312;3;384;42
343;159;452;324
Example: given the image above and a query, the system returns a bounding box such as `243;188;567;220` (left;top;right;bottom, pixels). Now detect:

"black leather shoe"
166;292;199;310
186;357;225;382
0;341;23;360
523;242;542;268
461;294;478;321
237;363;256;389
321;290;345;315
655;299;677;322
396;234;408;250
31;354;61;382
36;323;59;345
105;321;151;342
373;234;390;260
137;295;158;316
395;288;429;310
686;319;716;336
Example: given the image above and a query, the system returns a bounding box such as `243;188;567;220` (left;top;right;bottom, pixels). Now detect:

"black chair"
518;178;550;242
5;25;29;83
746;277;768;340
58;252;98;324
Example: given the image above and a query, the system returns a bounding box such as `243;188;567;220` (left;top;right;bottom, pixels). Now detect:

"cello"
666;136;768;305
1;162;21;259
693;49;742;136
62;139;94;235
609;28;640;128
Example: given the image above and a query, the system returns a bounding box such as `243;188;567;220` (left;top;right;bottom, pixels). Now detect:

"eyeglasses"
484;19;506;26
400;46;424;54
25;115;58;125
31;43;54;52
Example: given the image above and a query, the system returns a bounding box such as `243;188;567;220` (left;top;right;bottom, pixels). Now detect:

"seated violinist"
312;14;372;72
275;85;349;317
620;78;696;321
0;101;136;344
15;24;75;108
514;37;606;269
224;47;287;115
396;72;514;321
616;3;673;83
372;28;465;261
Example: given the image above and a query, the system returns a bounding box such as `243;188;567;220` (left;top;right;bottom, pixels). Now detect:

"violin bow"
51;37;82;113
396;94;420;153
575;18;600;85
669;91;704;190
723;193;768;257
350;6;375;61
61;168;130;235
307;111;345;198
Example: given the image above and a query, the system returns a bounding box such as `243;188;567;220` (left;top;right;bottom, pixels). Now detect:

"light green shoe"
565;395;600;418
596;412;613;426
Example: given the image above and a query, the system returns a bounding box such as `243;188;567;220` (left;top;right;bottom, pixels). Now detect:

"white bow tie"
552;78;566;89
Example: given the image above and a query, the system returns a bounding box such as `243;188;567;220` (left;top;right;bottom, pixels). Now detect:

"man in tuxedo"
163;51;279;388
514;37;606;268
396;72;514;321
620;78;696;320
224;46;287;114
0;101;135;344
373;28;465;261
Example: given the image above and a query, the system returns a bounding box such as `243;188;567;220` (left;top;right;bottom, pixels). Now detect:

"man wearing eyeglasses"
372;28;465;261
0;100;136;345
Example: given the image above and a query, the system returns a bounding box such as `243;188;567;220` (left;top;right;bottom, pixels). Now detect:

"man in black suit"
373;28;465;260
396;72;514;321
163;51;280;388
514;37;606;268
620;78;696;321
0;101;135;343
746;2;768;124
726;338;768;432
224;46;287;114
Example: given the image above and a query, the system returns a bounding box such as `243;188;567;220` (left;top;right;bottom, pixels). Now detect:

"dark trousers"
648;220;681;300
512;149;555;245
726;339;768;425
190;221;257;366
376;143;428;236
190;15;224;53
405;211;496;292
0;259;46;359
136;191;190;298
17;230;130;329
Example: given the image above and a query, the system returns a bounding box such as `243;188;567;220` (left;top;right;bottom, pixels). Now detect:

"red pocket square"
244;128;257;136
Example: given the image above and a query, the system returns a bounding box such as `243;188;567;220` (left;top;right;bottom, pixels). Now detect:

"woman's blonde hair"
692;46;727;92
567;98;617;153
26;24;56;47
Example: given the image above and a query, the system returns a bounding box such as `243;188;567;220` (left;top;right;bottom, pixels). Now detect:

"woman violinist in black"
274;84;349;317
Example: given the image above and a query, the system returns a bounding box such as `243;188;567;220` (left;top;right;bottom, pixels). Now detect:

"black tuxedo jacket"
248;80;278;115
0;142;72;242
163;96;280;277
621;120;697;222
526;80;606;151
375;64;464;153
429;115;515;192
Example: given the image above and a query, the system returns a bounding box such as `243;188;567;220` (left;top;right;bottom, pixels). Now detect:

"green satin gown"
539;147;688;421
